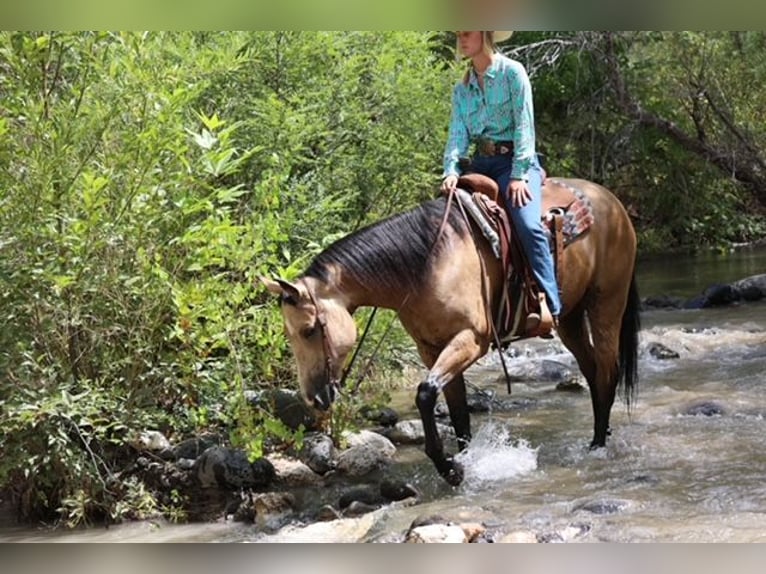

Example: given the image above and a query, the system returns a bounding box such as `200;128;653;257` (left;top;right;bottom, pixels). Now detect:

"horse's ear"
259;276;302;305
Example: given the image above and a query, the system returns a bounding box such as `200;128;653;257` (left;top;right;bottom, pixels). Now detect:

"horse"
261;177;640;485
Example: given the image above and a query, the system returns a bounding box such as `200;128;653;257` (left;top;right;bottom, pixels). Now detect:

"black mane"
304;197;467;292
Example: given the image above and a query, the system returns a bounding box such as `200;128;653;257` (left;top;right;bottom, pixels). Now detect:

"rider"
440;31;561;335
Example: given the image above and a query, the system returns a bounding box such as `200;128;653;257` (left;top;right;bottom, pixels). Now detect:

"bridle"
305;287;342;393
303;285;382;397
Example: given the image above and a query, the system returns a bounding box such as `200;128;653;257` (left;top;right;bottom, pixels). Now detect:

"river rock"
172;434;222;460
245;388;319;431
498;530;538;543
380;478;420;502
647;341;680;360
338;485;384;509
683;401;725;417
268;454;324;486
573;498;630;515
380;419;454;445
297;432;335;475
193;446;275;490
335;430;396;477
406;524;467;543
361;406;399;427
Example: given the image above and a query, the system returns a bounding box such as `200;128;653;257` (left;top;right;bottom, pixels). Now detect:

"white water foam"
455;420;538;489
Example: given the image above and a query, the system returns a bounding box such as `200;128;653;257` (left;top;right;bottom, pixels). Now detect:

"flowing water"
3;247;766;542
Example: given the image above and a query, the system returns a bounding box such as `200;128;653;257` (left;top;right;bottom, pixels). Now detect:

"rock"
406;524;467;543
642;295;685;309
334;431;396;477
380;478;420;502
253;492;297;531
245;388;319;431
268;454;324;486
498;530;538;543
361;406;399;427
338;486;384;509
298;432;335;475
684;401;725;417
172;434;222;460
732;273;766;301
344;500;379;517
257;511;379;542
316;504;342;521
573;498;629;515
647;341;680;360
193;446;275;490
459;522;486;542
133;430;171;452
380;419;453;445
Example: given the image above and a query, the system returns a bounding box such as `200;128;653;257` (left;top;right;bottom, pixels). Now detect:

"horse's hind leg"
556;305;614;447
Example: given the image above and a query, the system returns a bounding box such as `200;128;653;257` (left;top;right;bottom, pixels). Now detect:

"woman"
441;30;561;335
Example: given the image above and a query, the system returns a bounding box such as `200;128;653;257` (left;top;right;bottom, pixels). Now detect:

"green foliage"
0;31;450;526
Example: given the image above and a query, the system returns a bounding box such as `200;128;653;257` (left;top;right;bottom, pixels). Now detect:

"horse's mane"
304;197;467;292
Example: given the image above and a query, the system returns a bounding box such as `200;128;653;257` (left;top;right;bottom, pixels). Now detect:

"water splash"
455;420;538;489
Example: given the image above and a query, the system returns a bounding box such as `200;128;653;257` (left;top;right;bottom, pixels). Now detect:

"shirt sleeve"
442;86;470;178
508;62;536;180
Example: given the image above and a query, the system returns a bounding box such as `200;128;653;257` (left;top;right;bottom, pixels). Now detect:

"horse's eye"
301;325;317;339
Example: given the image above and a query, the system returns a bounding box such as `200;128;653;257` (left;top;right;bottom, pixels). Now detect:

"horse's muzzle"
312;384;336;411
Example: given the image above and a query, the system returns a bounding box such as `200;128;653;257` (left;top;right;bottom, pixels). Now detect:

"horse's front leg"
415;330;486;486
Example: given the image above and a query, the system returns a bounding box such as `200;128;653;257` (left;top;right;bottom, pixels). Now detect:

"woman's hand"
507;178;532;207
441;174;459;194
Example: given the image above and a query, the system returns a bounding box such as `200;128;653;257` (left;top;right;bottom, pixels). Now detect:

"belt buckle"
478;138;496;156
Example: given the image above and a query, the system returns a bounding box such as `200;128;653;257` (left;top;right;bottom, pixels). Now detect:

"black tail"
618;273;641;409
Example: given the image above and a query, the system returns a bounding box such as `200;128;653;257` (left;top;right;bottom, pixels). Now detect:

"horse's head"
261;276;357;411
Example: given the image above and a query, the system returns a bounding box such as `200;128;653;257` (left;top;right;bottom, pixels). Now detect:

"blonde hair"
460;31;497;84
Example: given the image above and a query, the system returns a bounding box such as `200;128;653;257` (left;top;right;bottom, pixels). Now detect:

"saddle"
454;173;594;343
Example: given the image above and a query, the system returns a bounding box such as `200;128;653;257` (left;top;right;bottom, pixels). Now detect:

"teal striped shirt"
442;54;536;180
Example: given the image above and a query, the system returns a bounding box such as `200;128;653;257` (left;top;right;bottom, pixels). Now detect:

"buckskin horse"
262;176;640;485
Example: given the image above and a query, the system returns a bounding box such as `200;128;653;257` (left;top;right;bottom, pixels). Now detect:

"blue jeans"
468;154;562;316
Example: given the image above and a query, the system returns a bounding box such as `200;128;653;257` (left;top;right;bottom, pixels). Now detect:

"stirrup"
525;293;554;338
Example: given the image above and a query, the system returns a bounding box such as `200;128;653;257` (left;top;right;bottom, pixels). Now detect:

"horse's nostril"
312;385;335;412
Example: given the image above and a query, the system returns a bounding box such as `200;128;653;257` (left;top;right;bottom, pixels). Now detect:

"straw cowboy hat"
492;31;513;43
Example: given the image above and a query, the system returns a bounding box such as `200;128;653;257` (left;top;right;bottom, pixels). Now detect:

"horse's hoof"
442;458;464;486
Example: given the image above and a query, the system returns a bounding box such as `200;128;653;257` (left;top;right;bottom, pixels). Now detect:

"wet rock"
556;380;586;393
172;434;222;461
361;406;399;427
335;431;396;477
498;530;538;543
245;388;319;431
380;419;454;445
253;492;297;531
459;522;487;543
539;522;591;543
684;401;725;417
732;273;766;301
258;511;379;542
269;454;324;486
344;500;380;517
338;486;384;509
642;295;685;309
406;524;467;543
297;432;335;475
316;504;342;521
647;342;680;360
573;498;629;515
467;391;494;412
193;446;275;490
380;478;420;502
409;513;447;529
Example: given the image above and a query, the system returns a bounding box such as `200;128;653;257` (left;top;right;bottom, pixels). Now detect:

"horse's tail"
618;272;641;409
